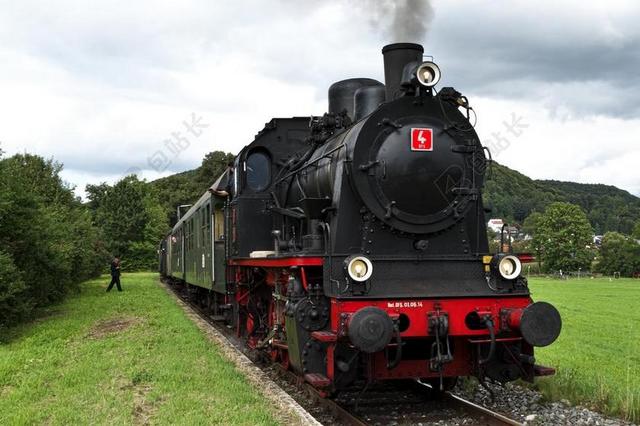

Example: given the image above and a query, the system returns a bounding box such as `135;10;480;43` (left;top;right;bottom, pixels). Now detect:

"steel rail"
271;366;368;426
445;391;524;426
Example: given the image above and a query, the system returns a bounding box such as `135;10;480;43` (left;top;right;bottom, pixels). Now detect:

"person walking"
107;256;122;292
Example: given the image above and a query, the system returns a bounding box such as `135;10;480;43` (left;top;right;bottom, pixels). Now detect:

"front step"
311;331;337;342
534;364;556;376
304;373;331;389
209;315;226;322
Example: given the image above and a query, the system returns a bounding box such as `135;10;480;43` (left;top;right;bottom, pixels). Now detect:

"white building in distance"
487;218;505;233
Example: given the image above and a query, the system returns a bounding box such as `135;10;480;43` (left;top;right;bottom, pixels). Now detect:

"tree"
522;211;544;263
534;202;594;272
88;175;168;270
0;249;30;331
522;212;542;237
197;151;235;188
85;182;110;213
597;232;640;276
0;153;104;329
633;221;640;240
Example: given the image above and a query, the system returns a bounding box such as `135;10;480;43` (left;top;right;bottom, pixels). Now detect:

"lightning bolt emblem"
417;130;427;144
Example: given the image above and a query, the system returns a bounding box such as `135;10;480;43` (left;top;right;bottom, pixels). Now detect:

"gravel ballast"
454;380;636;426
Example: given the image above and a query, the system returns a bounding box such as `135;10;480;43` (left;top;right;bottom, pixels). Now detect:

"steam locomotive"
158;43;561;394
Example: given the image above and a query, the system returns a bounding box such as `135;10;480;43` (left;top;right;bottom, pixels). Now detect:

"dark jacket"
110;260;120;276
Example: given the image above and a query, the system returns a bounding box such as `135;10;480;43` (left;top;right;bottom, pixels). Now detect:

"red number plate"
411;128;433;151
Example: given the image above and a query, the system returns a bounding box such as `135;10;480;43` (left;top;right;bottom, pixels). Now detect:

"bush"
0;154;105;330
596;232;640;277
534;202;594;272
0;249;31;330
87;175;168;271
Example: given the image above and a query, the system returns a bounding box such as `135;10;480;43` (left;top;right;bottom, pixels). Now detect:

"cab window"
245;151;270;192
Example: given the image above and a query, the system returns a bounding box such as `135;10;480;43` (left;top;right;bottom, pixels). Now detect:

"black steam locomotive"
159;43;561;394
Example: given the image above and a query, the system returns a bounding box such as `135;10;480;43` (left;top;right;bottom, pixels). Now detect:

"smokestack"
382;43;424;101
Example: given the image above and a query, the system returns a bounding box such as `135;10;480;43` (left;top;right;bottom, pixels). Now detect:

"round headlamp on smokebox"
491;254;522;280
416;61;441;88
345;255;373;282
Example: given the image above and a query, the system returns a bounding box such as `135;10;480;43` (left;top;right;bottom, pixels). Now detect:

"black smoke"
356;0;434;42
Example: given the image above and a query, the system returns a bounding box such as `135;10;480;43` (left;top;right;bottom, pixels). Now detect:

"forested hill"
483;164;639;234
151;151;640;235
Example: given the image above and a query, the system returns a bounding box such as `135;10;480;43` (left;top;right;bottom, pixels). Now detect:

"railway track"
334;379;523;425
444;390;523;426
163;279;522;426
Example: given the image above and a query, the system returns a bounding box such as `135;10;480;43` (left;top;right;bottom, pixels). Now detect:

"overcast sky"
1;0;639;197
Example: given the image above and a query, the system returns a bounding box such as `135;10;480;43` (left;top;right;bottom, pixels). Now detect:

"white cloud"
473;96;640;195
0;0;638;198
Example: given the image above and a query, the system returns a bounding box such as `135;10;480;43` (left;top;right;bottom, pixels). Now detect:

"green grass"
4;273;637;423
529;276;640;422
0;272;278;425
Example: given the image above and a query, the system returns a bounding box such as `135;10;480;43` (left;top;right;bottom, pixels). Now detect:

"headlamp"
415;61;441;88
493;254;522;280
345;255;373;282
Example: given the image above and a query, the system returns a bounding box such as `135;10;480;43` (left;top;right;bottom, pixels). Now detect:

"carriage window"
245;151;270;192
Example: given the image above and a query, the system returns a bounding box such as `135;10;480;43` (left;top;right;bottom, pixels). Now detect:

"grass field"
529;276;640;422
2;272;638;424
0;272;278;425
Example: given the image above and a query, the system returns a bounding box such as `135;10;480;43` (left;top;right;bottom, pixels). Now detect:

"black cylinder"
382;43;424;101
328;78;383;120
348;306;394;353
520;302;562;347
354;84;386;121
